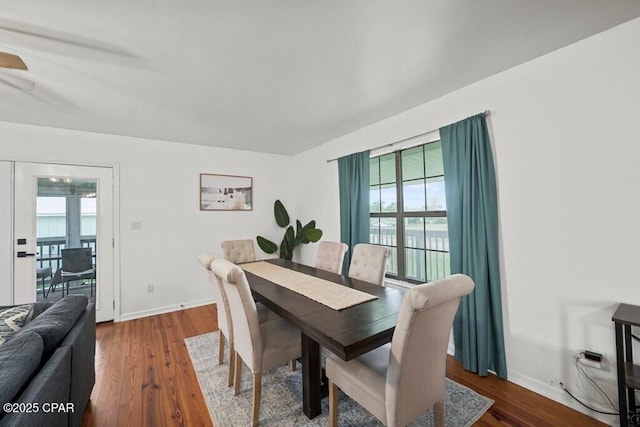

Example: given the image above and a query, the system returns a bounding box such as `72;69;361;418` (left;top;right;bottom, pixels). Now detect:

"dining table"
242;258;405;419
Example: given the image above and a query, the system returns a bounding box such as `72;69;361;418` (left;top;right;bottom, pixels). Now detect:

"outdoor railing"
36;236;97;273
370;228;450;282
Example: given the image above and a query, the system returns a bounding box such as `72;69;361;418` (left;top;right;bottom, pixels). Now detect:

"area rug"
185;332;493;427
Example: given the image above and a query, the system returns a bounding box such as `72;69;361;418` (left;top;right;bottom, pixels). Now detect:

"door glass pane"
36;178;97;303
370;186;381;213
426;176;447;211
386;246;398;276
379;218;397;248
380;184;397;212
405;248;426;282
370;157;380;185
379;218;397;276
379;153;396;184
425;140;444;177
425;217;450;281
369;217;380;244
402;179;426;212
401;146;424;181
427;251;450;282
404;217;425;249
425;218;449;251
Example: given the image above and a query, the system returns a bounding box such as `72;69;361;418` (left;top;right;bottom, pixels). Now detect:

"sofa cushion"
0;346;71;427
20;295;88;359
0;331;43;411
31;302;54;319
0;304;34;346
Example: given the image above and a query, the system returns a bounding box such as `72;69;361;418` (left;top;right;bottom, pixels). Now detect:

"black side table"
613;303;640;426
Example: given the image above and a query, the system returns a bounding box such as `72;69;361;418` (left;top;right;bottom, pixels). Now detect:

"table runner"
241;261;377;310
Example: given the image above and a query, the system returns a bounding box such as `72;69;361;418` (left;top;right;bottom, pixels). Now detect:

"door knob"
17;251;36;258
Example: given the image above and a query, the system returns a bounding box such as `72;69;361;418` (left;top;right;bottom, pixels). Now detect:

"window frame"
369;140;448;284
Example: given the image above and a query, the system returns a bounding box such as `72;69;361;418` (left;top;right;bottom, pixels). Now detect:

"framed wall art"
200;173;253;211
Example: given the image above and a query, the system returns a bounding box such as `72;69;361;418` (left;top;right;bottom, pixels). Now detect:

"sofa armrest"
0;346;71;427
60;302;95;427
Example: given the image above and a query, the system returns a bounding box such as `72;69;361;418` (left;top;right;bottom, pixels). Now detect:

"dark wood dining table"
243;258;405;419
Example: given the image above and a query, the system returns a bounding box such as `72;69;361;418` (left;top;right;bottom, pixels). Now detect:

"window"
369;140;450;283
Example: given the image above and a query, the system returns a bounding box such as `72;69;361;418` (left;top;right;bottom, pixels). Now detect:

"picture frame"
199;173;253;211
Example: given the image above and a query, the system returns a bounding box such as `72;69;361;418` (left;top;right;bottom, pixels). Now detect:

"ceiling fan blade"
0;52;28;70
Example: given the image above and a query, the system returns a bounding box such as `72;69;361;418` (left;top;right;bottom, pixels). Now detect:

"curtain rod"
326;109;491;163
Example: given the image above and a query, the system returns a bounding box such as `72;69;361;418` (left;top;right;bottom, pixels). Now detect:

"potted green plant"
256;200;322;260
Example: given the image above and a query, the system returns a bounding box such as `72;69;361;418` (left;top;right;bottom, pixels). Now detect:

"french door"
13;162;115;322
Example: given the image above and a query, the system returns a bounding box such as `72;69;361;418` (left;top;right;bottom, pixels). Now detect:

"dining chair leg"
251;372;262;427
289;359;296;371
233;352;242;395
433;399;445;427
329;381;338;427
218;331;225;365
227;345;235;387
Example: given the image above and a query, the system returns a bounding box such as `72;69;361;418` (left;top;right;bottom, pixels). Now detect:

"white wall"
0;161;12;304
292;16;640;424
0;122;293;319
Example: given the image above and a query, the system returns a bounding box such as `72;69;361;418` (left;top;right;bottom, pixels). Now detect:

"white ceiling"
2;1;640;155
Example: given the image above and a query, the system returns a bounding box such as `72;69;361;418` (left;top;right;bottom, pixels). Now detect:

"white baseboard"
507;370;618;426
443;351;617;425
119;298;214;322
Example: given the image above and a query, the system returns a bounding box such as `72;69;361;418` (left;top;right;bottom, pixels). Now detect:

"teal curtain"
440;114;507;379
338;150;370;275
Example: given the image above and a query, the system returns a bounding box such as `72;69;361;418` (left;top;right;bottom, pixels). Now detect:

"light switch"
130;220;142;231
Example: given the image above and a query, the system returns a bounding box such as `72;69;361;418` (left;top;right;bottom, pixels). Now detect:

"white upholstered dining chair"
221;239;256;264
315;241;348;274
197;254;279;387
326;274;474;427
348;243;391;286
197;254;235;385
211;258;302;427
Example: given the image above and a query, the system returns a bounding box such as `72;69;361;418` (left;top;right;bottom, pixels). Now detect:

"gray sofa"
0;295;95;427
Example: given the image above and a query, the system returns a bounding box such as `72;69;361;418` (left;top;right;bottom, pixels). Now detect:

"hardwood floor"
81;304;606;427
82;305;217;427
447;361;606;426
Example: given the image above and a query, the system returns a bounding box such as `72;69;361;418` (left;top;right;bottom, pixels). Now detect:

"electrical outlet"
584;350;604;362
577;350;606;369
147;283;154;293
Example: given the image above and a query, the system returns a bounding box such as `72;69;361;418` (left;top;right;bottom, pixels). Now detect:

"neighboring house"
37;197;96;239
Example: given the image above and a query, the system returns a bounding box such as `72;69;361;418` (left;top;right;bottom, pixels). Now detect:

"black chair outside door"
58;247;95;297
